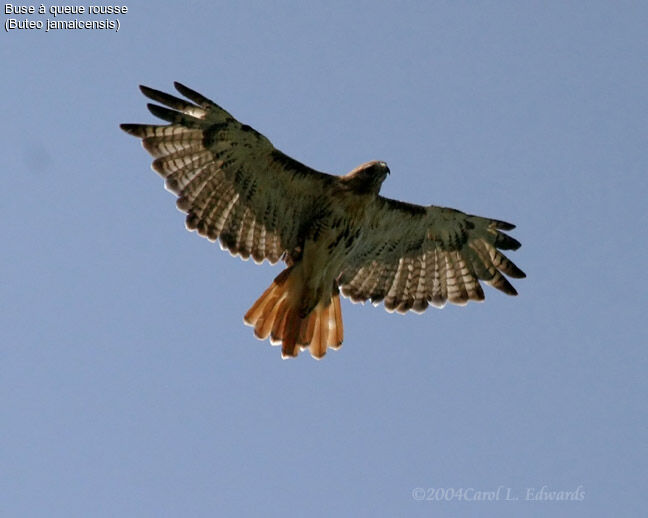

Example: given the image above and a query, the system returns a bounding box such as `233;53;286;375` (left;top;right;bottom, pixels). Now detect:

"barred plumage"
338;201;525;313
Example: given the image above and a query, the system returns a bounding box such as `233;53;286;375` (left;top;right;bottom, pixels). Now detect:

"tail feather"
298;309;317;347
269;298;289;345
255;290;283;339
280;309;301;358
243;267;344;359
331;293;344;348
244;268;290;325
309;307;324;358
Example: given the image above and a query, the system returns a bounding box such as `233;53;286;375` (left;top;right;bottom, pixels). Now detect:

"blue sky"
2;1;646;516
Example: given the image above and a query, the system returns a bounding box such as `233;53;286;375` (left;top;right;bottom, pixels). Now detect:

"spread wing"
338;197;526;313
121;82;337;264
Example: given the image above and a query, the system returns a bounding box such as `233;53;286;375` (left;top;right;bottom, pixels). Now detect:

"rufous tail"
243;266;344;359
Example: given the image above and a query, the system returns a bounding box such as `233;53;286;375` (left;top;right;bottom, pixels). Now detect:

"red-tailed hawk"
121;83;525;359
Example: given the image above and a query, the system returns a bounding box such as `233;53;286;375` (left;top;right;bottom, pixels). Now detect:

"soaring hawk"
121;83;525;359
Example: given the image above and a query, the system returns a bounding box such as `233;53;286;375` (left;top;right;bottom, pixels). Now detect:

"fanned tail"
243;266;344;359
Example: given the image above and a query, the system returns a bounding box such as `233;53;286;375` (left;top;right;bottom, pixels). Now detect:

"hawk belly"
244;196;370;359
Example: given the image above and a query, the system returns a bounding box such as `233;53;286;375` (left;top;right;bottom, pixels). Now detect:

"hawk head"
342;160;390;195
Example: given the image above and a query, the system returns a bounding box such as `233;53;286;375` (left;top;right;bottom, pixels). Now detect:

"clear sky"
2;1;646;517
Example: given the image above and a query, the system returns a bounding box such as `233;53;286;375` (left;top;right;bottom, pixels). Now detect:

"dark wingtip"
506;263;526;279
503;283;519;296
495;219;516;230
173;82;215;108
138;85;160;102
120;123;139;135
493;274;518;296
495;232;522;251
146;102;179;123
174;81;197;97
